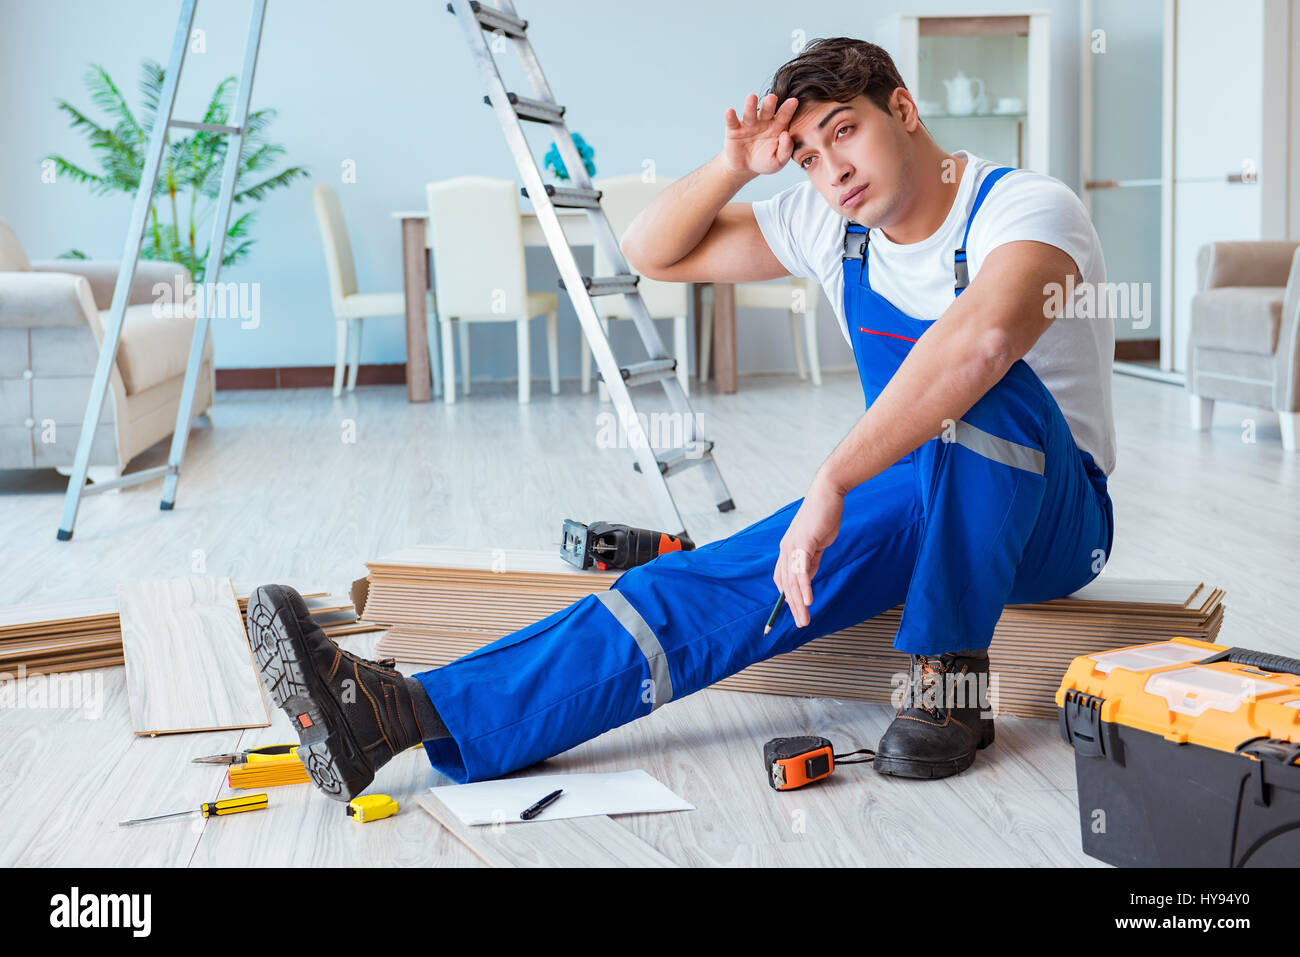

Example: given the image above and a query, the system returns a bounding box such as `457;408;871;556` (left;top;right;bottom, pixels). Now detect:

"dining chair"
425;176;559;404
699;276;824;386
312;183;441;397
587;174;691;399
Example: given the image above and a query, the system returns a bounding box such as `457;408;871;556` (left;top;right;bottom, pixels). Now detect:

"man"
246;37;1115;798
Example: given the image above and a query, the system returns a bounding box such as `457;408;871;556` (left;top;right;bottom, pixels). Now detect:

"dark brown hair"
766;37;909;120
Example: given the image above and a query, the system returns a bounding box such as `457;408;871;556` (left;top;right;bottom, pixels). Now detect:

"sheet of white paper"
429;770;694;825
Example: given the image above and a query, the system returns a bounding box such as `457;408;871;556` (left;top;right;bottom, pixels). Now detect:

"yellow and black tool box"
1057;637;1300;867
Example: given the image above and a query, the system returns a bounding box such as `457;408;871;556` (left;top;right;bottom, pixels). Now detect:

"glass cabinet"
895;14;1052;173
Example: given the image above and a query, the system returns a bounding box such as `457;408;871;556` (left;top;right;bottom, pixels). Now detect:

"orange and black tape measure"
764;736;875;790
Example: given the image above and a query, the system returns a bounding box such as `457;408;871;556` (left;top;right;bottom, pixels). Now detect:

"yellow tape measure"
346;794;399;823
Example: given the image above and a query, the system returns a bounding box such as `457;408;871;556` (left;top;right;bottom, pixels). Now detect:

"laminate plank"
0;594;117;629
116;577;270;735
0;634;121;658
0;582;325;636
10;655;125;677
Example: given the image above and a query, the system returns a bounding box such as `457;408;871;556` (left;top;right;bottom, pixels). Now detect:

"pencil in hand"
763;592;784;635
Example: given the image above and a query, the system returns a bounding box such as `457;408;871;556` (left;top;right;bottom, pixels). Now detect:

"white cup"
996;97;1023;113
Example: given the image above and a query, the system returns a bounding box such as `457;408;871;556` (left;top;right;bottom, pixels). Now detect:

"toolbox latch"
1236;737;1300;808
1060;689;1123;762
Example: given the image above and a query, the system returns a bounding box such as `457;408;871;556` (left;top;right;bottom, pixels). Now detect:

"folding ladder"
447;0;734;536
56;0;266;540
57;0;732;541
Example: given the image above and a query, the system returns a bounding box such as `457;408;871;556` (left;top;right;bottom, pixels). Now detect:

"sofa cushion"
109;303;215;395
1189;347;1276;408
1189;286;1284;355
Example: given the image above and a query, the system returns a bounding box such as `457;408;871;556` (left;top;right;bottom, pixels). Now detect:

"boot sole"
872;717;995;780
246;584;374;802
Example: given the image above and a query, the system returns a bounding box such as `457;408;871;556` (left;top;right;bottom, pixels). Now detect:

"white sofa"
0;218;214;477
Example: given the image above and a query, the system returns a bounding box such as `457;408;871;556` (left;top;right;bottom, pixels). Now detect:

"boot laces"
915;654;948;718
340;645;400;678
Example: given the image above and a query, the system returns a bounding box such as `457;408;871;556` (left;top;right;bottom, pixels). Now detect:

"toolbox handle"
1199;647;1300;677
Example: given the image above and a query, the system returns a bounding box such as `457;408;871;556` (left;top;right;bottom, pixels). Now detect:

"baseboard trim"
216;364;408;390
215;363;864;391
218;353;1178;392
1114;339;1160;361
1113;360;1185;386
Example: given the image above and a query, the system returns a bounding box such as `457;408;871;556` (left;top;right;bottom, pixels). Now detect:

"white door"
1082;0;1166;358
1170;0;1263;372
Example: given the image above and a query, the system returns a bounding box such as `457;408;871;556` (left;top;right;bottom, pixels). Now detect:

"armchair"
1186;240;1300;450
0;217;214;478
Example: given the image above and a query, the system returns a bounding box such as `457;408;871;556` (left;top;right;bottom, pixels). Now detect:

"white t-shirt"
751;150;1117;477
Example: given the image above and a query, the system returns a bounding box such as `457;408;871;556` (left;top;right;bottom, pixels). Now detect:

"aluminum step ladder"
447;0;734;536
56;0;266;540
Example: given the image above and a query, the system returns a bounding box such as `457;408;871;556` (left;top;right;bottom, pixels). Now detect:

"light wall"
1;0;1090;382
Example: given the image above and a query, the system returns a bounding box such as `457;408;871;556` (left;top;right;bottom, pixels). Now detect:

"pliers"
193;743;299;765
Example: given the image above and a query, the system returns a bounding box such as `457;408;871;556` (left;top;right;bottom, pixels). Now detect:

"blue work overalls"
416;166;1115;783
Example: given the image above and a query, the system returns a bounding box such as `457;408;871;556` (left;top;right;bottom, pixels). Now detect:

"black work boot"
873;648;995;779
245;583;431;801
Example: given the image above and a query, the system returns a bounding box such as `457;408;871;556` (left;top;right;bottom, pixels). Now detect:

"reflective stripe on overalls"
414;165;1115;783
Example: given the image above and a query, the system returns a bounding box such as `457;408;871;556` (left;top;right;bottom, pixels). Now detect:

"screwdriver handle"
200;793;268;818
245;744;298;764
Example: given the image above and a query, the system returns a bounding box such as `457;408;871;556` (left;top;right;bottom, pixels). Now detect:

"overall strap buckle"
843;222;868;261
953;166;1016;296
953;247;970;294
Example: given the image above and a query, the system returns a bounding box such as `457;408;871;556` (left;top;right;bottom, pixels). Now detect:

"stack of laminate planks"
363;547;1224;719
368;546;619;664
714;580;1225;718
0;594;126;677
0;581;374;678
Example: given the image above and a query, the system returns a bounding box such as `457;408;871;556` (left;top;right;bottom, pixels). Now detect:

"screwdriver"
118;793;268;827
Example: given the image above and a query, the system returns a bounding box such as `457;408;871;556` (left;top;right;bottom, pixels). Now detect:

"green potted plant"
44;60;307;283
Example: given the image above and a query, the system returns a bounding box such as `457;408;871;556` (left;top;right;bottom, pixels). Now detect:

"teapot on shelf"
942;71;986;116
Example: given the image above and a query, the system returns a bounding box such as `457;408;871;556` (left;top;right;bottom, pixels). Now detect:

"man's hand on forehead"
722;93;800;176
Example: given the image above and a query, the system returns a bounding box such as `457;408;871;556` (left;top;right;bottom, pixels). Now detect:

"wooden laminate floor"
1;370;1296;867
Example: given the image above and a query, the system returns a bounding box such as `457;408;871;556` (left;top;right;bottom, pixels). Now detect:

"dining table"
391;208;737;402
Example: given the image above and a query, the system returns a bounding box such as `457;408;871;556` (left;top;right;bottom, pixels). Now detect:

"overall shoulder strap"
954;166;1016;296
